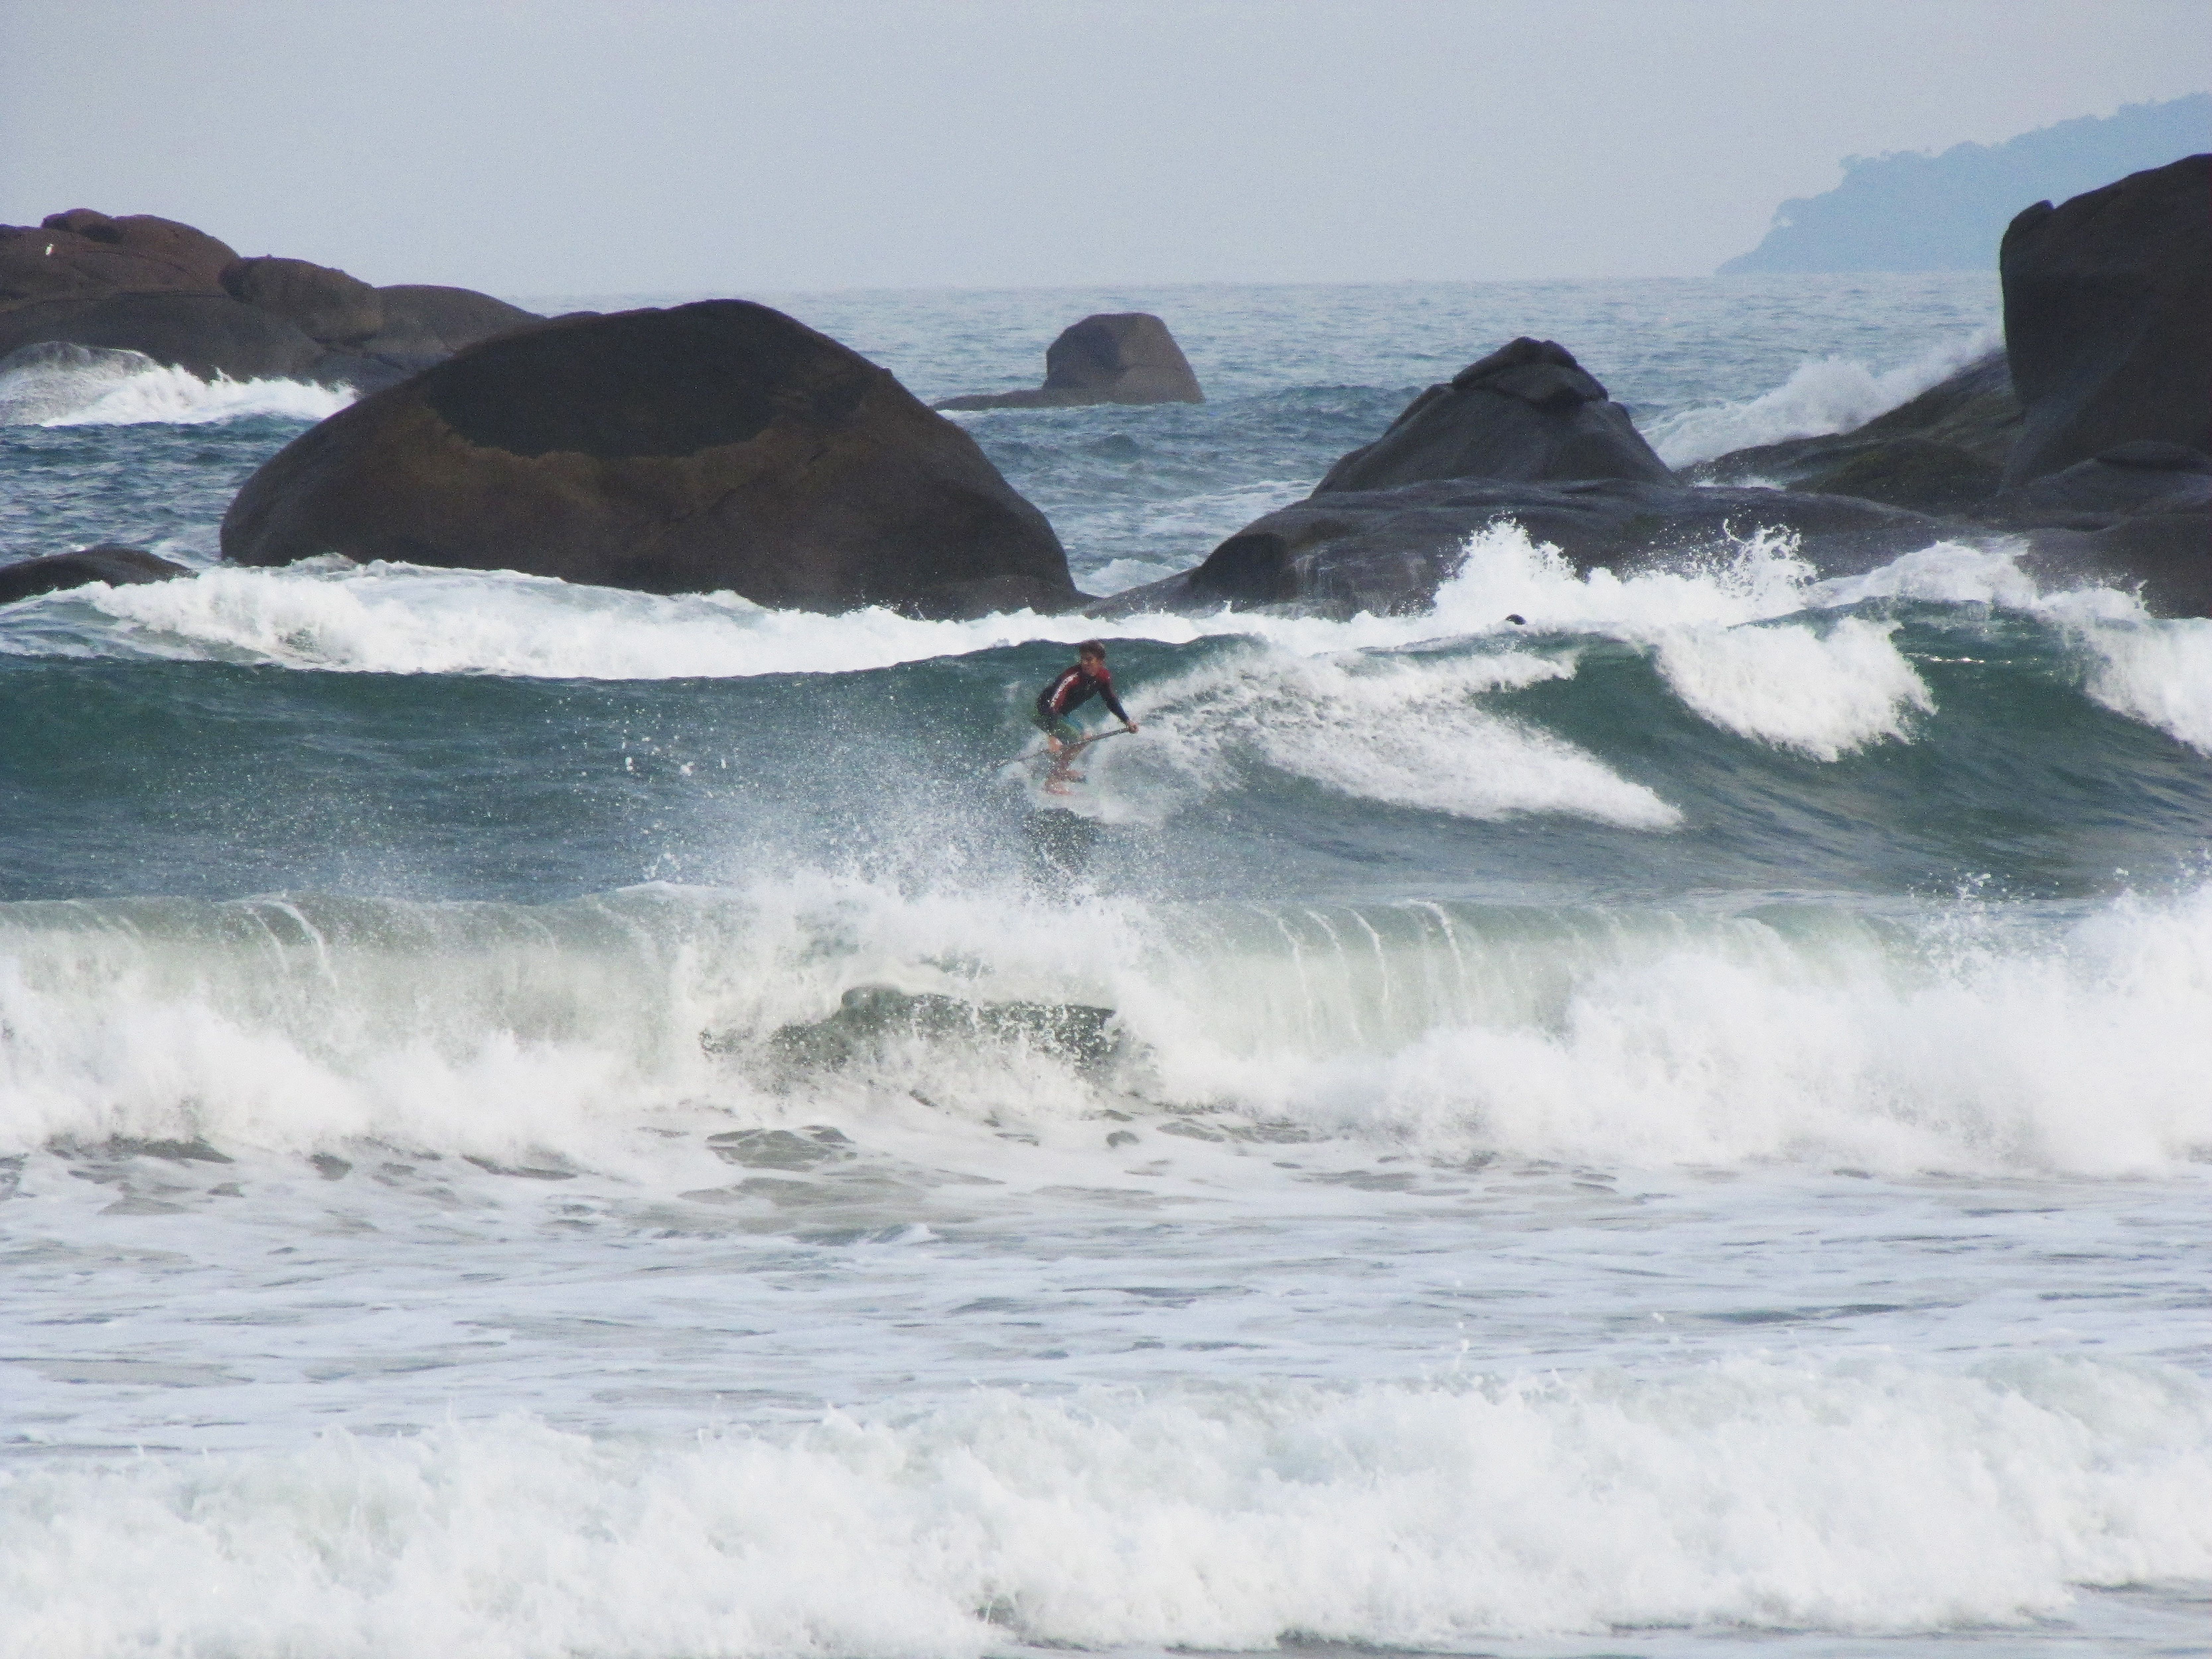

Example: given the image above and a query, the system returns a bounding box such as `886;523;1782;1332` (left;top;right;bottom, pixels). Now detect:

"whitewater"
2;274;2209;1659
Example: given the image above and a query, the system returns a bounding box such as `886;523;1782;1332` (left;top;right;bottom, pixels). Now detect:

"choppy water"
4;275;2210;1659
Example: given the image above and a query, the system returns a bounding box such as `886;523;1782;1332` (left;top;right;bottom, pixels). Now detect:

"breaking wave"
2;1358;2205;1659
0;342;351;427
4;873;2209;1179
1644;326;2000;467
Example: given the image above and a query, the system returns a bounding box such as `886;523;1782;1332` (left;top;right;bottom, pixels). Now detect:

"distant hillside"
1721;94;2212;274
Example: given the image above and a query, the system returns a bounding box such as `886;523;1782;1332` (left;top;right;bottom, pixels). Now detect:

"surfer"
1034;640;1137;789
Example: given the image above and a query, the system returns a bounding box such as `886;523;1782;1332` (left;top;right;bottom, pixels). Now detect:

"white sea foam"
1121;643;1679;828
0;517;2189;767
1652;616;1931;759
1;1358;2204;1658
4;877;2209;1179
1644;326;2000;467
2070;615;2212;756
0;344;352;426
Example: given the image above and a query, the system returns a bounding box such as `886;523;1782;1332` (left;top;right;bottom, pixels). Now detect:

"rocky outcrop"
0;545;191;606
362;285;542;357
1985;440;2211;523
1315;338;1674;493
1092;479;1947;618
0;294;324;382
222;300;1079;618
0;209;541;390
0;211;236;306
220;256;384;345
1999;154;2212;485
1686;349;2021;513
934;313;1203;410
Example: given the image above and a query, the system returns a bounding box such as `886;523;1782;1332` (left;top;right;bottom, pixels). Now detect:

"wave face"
3;275;2207;1658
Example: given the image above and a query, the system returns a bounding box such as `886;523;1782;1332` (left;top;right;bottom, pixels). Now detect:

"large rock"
2000;154;2212;485
222;299;1080;617
1984;440;2212;524
1313;338;1674;493
934;313;1203;410
1092;479;1948;618
0;545;191;606
0;211;236;306
363;285;542;356
0;293;323;382
220;256;383;344
1687;349;2022;512
2;209;542;389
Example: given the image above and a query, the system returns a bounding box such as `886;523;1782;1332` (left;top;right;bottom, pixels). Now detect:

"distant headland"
1721;93;2211;274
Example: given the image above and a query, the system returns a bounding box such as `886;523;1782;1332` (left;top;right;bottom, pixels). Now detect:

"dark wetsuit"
1034;664;1129;743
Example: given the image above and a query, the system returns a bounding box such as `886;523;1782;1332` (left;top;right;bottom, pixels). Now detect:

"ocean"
2;274;2208;1659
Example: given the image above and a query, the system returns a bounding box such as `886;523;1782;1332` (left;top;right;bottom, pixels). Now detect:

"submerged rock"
1315;338;1673;492
0;544;191;606
2000;154;2212;485
222;299;1081;618
758;985;1120;1075
935;313;1203;410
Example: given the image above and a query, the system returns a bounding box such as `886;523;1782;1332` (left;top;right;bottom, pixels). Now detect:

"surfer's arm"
1099;680;1135;728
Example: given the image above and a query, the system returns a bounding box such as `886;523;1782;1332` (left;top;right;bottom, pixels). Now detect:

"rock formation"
0;545;191;606
1999;153;2211;485
1686;349;2020;513
1315;338;1674;493
1092;479;1946;619
934;313;1203;410
0;209;542;391
222;300;1079;619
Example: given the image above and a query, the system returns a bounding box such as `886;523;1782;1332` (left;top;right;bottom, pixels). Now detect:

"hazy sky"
3;0;2206;296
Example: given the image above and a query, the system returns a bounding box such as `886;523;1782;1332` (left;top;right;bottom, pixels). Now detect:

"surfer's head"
1077;640;1107;670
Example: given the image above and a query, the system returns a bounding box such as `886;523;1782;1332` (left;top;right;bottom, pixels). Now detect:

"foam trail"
1644;326;1999;467
1;1360;2205;1658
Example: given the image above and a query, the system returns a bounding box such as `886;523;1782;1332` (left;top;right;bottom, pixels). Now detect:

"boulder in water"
934;313;1203;410
1999;154;2212;486
0;544;191;606
1314;338;1674;493
222;299;1080;618
220;256;384;344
